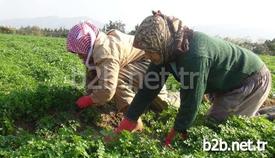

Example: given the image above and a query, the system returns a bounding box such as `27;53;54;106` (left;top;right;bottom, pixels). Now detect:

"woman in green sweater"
114;11;272;146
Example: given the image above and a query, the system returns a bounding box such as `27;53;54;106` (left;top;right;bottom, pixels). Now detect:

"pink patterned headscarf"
67;21;99;55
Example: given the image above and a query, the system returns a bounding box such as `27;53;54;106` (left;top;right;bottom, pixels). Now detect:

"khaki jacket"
86;30;145;105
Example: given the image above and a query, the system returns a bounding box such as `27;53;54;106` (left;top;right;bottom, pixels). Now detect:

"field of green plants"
0;33;274;157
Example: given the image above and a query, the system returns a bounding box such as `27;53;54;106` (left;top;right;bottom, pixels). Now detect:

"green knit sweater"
126;32;264;132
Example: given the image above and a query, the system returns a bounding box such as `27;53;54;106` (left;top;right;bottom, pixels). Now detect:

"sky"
0;0;275;39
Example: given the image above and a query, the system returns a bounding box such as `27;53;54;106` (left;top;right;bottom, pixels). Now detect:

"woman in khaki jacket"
67;21;175;129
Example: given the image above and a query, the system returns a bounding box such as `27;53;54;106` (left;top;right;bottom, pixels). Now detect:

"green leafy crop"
0;34;274;158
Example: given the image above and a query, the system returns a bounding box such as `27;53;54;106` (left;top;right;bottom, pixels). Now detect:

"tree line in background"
0;25;68;37
0;20;128;38
1;20;275;55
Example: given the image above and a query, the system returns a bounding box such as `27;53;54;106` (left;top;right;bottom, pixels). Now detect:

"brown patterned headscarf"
133;11;193;64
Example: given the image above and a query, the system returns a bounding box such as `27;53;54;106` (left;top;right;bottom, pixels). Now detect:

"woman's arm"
174;57;210;132
126;63;170;120
88;57;120;105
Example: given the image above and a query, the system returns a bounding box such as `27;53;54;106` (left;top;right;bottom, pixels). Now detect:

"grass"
0;33;274;157
260;55;275;96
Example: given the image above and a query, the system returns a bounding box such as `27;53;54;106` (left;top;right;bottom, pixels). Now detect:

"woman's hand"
165;128;188;147
76;96;94;108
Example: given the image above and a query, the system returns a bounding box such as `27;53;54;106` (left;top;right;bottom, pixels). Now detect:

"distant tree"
253;44;269;54
31;26;42;36
265;39;275;51
42;28;52;37
102;20;126;33
224;37;257;51
49;27;68;37
0;26;15;34
223;37;275;55
16;26;32;35
12;26;69;37
128;24;139;35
